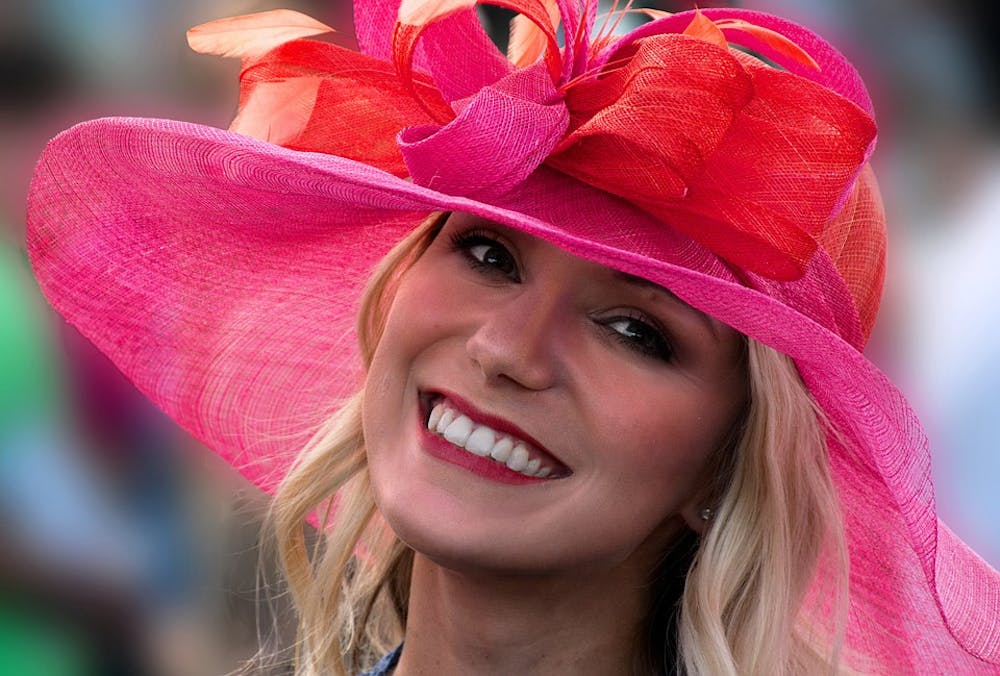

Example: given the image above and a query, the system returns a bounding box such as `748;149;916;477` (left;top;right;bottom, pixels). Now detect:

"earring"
699;507;714;522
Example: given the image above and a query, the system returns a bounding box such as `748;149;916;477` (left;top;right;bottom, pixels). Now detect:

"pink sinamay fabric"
25;0;1000;672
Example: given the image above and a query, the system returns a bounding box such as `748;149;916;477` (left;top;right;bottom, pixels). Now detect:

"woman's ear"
682;395;745;535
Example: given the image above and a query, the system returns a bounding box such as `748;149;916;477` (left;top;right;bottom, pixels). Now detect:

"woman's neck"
393;553;652;676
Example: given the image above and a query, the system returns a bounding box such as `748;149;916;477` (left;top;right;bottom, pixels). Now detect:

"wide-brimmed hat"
26;1;999;672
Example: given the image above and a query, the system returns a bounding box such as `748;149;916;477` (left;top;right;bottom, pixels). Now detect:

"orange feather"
187;10;334;61
397;0;477;26
716;19;820;71
229;77;322;145
682;10;728;49
508;0;561;68
636;8;671;21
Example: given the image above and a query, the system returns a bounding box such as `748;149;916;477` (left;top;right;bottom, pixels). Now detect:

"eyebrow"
612;270;722;340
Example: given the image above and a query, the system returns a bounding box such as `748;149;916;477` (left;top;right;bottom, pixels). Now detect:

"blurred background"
1;1;996;674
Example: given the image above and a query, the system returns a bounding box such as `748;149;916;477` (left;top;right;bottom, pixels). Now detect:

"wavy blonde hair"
264;213;854;676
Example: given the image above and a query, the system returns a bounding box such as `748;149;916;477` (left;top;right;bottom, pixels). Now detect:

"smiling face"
363;213;747;576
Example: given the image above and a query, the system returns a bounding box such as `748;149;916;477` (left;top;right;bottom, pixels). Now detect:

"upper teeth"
427;401;554;478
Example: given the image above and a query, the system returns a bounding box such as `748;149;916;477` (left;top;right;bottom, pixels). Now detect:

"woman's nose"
465;289;566;391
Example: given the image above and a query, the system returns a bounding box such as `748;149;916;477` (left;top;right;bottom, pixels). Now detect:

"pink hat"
25;1;1000;671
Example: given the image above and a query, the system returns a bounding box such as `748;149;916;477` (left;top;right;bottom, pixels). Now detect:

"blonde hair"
679;339;852;675
265;214;853;676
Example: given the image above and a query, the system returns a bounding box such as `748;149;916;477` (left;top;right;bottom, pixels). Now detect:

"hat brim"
27;117;1000;670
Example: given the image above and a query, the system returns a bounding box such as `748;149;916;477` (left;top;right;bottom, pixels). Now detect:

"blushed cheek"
360;264;454;471
617;404;730;503
361;360;390;477
641;444;709;508
362;310;414;475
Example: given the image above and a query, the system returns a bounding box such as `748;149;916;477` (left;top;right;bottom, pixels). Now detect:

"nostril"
466;327;559;392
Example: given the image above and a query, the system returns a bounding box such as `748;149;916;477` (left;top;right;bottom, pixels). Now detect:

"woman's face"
363;214;747;576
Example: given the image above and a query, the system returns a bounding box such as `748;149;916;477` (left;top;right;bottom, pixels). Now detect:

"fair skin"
363;213;747;674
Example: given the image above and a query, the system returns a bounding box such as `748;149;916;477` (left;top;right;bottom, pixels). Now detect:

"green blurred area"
0;599;92;676
0;242;61;439
0;240;89;675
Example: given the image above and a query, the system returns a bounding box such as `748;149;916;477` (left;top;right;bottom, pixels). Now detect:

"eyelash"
599;312;674;362
448;229;673;362
449;229;522;282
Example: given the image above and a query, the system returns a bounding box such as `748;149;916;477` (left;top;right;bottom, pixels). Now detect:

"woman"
25;1;1000;674
277;211;841;675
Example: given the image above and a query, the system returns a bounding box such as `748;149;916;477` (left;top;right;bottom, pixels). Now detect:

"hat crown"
198;2;884;346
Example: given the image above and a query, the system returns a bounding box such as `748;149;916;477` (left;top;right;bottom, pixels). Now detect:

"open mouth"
420;392;570;480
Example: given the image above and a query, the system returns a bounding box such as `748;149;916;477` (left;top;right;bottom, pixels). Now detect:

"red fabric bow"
188;2;877;281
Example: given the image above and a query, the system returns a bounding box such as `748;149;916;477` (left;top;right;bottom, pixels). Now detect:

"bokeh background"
1;1;997;674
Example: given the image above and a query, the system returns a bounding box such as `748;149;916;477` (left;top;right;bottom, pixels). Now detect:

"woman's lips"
418;390;570;482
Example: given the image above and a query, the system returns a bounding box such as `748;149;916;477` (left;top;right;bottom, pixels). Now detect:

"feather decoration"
617;11;819;72
394;0;563;109
508;0;561;68
596;0;632;46
592;2;654;58
397;0;477;26
715;19;820;71
636;8;670;21
229;77;322;145
187;9;334;61
571;0;599;75
682;10;727;49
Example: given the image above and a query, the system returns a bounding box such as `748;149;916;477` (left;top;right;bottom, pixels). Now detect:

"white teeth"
435;408;456;434
464;426;495;457
427;403;445;432
489;437;514;463
443;415;474;446
507;445;530;472
427;400;558;479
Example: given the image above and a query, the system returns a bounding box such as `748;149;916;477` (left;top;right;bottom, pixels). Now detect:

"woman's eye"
604;316;673;361
451;232;521;281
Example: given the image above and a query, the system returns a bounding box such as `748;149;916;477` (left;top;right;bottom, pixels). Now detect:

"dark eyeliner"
448;228;521;281
600;311;674;362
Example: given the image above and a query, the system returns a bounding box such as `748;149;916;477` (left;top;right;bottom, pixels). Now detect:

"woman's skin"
363;213;747;674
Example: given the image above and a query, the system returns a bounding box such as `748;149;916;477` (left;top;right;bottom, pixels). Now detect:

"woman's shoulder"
357;644;402;676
